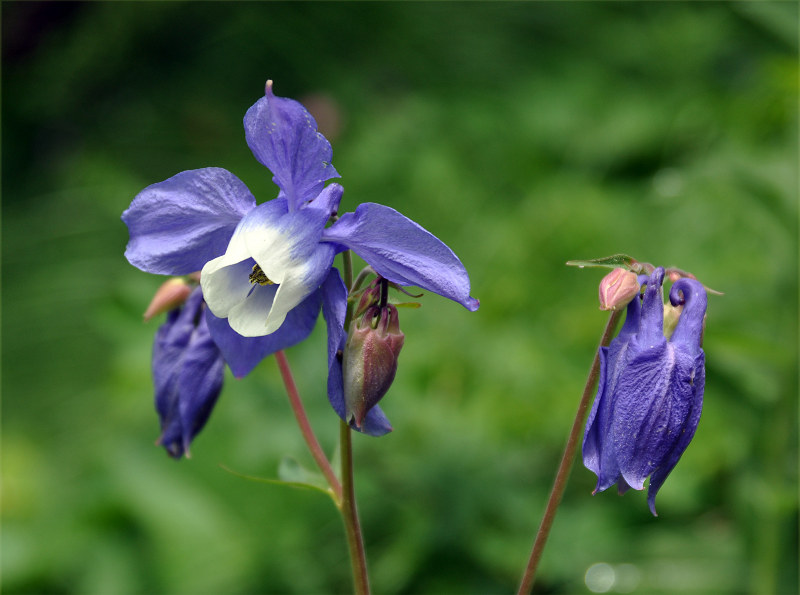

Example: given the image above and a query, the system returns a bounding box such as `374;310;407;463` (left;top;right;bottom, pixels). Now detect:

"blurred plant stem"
340;419;370;595
274;350;342;501
517;309;623;595
338;248;371;594
274;347;371;594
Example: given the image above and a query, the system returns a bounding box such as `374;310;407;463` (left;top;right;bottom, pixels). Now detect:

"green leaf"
277;457;332;493
393;301;422;309
566;254;641;271
219;458;334;499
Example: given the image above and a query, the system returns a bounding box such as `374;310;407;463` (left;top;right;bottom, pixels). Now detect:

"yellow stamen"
249;264;274;286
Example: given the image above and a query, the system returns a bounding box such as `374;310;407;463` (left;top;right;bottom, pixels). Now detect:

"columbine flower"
582;267;707;515
122;81;478;435
153;287;224;458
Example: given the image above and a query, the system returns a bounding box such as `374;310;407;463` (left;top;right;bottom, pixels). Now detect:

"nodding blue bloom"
123;81;478;436
153;287;224;458
583;267;707;515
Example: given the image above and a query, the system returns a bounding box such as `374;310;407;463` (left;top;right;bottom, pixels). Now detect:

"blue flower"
123;81;478;436
153;287;224;458
583;267;707;515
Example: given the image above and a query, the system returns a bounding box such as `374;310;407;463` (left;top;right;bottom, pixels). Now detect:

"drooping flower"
153;287;224;458
583;267;707;515
122;81;478;435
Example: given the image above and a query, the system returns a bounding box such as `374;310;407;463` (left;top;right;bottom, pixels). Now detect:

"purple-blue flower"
153;287;224;458
122;81;478;436
583;267;707;515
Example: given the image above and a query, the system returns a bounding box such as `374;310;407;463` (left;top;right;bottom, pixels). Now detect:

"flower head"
583;267;707;515
123;81;478;435
153;287;224;458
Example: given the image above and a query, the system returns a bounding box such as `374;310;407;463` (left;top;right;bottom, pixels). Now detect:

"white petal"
201;258;254;318
263;243;337;334
228;284;278;337
264;277;306;334
243;221;295;284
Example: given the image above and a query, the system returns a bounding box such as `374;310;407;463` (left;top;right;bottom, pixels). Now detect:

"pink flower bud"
598;268;641;311
144;278;193;322
342;304;405;429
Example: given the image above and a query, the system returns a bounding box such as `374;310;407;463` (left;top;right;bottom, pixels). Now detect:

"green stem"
342;250;355;297
274;350;342;503
340;419;370;595
336;248;371;593
516;309;623;595
351;266;375;295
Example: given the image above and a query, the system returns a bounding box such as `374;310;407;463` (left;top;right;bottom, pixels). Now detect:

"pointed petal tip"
648;490;660;516
465;297;480;311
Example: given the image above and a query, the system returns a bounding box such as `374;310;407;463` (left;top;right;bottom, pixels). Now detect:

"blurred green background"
3;2;798;594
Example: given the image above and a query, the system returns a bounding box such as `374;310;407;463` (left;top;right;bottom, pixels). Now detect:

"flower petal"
323;203;479;311
176;316;225;456
612;341;700;493
200;198;288;324
636;268;666;347
582;347;612;481
306;183;344;219
668;278;707;355
647;353;705;515
321;269;392;436
152;288;224;459
201;258;257;319
244;84;340;211
227;283;280;337
153;308;188;455
205;288;323;378
123;168;256;275
242;199;337;334
583;294;643;489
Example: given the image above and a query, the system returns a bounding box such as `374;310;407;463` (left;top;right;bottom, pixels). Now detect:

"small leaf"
220;459;334;499
278;457;332;492
566;254;639;271
392;301;422;309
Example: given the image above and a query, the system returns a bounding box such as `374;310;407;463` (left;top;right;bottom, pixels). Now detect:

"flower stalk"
517;309;623;595
338;248;371;594
340;419;370;595
274;350;342;502
274;344;370;594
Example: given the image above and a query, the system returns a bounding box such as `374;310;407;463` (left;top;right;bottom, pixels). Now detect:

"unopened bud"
354;281;382;318
599;268;641;311
144;278;193;322
342;304;405;429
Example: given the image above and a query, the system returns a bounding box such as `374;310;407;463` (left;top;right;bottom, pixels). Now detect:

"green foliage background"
3;2;797;593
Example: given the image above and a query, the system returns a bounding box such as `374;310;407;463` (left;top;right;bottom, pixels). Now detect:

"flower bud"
598;268;641;311
144;278;194;322
153;287;224;458
342;304;405;429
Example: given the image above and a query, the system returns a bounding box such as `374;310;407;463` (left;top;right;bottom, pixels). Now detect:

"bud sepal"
342;303;405;429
